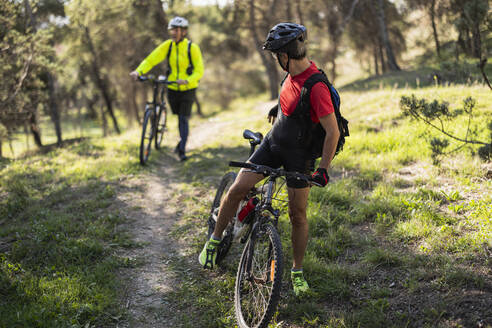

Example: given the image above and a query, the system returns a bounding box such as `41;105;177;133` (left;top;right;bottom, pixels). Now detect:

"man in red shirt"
199;23;340;296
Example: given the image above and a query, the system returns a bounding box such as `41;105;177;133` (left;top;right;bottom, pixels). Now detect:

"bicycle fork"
243;220;278;284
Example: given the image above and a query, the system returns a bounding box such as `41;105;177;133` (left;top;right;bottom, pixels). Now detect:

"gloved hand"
311;168;329;187
268;105;278;124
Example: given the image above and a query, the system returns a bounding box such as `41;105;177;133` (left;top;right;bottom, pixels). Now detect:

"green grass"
0;133;143;327
1;81;491;327
170;83;492;327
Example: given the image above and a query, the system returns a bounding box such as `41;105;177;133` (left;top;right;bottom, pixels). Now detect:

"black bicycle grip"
229;161;254;169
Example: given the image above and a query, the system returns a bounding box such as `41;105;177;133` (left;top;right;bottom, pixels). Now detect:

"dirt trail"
115;116;238;328
116;163;181;327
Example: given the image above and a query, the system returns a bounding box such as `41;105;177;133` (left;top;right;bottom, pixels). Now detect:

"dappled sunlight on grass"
0;129;144;327
2;82;490;327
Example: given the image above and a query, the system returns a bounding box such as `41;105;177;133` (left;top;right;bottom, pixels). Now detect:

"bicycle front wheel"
155;104;167;150
139;108;155;165
235;221;283;328
208;171;236;264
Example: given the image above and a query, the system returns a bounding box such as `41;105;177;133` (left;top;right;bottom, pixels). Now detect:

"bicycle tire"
235;221;283;328
154;104;167;150
207;171;236;264
139;108;155;165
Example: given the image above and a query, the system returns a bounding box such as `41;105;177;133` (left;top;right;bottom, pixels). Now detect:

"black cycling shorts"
248;134;314;188
167;88;196;117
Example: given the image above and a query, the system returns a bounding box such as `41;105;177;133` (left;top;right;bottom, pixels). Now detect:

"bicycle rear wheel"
139;108;154;165
155;104;167;150
235;221;283;328
207;171;236;264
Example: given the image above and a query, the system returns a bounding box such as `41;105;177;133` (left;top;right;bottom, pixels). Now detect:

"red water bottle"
237;197;259;222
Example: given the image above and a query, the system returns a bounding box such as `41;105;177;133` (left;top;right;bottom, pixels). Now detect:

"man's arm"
317;113;340;170
135;40;171;76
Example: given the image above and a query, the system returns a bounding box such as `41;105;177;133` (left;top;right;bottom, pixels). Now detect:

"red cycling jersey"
279;61;334;123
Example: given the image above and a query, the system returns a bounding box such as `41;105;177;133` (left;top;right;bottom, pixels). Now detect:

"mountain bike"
207;130;314;328
137;75;176;165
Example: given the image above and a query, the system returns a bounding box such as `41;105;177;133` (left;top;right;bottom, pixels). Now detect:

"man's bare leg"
287;186;310;270
212;169;264;239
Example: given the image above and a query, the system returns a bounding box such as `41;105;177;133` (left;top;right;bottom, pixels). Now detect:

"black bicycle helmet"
263;23;306;52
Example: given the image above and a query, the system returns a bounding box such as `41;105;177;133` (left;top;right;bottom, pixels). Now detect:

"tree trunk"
296;0;304;24
29;112;42;147
8;134;15;158
24;0;43;148
84;26;120;134
129;82;139;125
47;73;62;145
0;140;3;158
249;0;279;100
429;0;441;58
374;0;400;71
154;0;169;39
24;0;36;29
329;45;338;82
471;23;482;59
100;105;108;137
330;58;337;83
374;45;380;75
86;94;99;120
284;0;293;20
333;0;360;36
378;40;387;73
325;0;360;83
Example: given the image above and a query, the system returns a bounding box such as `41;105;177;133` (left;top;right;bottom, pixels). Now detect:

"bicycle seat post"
248;141;256;157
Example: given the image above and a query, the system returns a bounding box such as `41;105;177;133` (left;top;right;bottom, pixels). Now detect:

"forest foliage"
0;0;491;158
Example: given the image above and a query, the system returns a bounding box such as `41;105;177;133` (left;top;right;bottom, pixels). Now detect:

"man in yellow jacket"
130;16;204;161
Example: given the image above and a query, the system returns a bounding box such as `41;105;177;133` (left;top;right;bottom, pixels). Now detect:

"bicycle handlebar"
228;161;320;186
138;75;177;85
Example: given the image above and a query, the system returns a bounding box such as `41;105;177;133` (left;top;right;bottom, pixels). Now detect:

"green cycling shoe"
199;237;221;269
291;270;309;296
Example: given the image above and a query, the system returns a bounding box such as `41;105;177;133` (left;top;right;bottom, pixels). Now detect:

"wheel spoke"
155;106;167;149
140;110;154;164
236;224;281;327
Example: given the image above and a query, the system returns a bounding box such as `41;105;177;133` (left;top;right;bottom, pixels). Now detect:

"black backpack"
294;69;349;159
166;40;194;76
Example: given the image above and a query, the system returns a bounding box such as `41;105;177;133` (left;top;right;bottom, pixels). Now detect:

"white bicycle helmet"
168;16;189;29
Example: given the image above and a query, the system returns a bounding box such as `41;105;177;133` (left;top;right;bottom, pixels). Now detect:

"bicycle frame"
241;176;281;282
229;159;313;286
140;75;169;109
229;131;314;327
137;75;178;164
241;177;280;244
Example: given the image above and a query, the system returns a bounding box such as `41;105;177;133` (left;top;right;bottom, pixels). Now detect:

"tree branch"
5;52;33;104
335;0;360;37
479;58;492;91
410;111;489;146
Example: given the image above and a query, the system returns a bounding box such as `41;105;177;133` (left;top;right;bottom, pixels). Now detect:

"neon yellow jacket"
135;38;204;91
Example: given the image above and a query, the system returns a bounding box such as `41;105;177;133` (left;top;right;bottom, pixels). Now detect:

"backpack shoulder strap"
290;71;327;119
166;41;173;61
166;41;173;75
280;72;289;86
299;69;342;121
187;40;194;70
